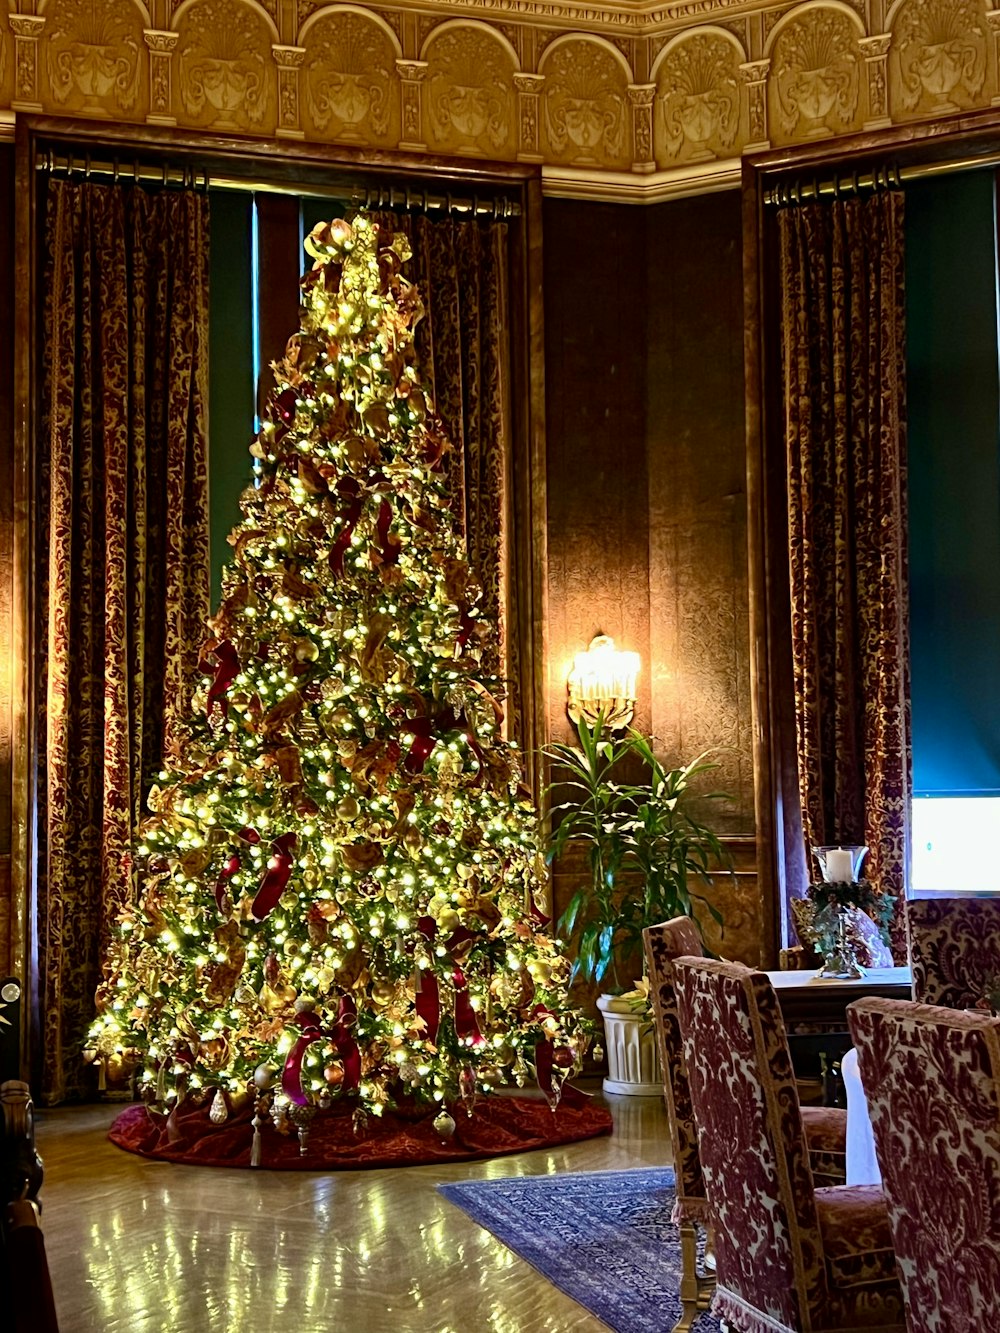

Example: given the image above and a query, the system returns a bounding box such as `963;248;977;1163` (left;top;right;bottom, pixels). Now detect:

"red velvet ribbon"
376;499;401;566
415;967;441;1043
206;641;240;718
280;996;360;1105
281;1010;323;1106
452;965;484;1047
400;703;486;782
329;478;364;577
237;826;262;846
251;833;298;922
415;919;483;1046
332;995;361;1092
532;1003;557;1100
214;853;240;914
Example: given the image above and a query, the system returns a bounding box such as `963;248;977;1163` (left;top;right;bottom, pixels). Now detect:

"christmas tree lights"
88;215;589;1154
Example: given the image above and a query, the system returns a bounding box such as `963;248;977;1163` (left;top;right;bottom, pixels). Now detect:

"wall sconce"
567;634;640;731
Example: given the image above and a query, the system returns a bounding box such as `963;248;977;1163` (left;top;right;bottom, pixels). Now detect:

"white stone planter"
597;994;662;1097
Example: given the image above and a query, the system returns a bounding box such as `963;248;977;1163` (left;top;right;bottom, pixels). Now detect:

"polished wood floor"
35;1088;672;1333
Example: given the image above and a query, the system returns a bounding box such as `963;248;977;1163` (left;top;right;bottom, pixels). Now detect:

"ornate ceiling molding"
1;0;996;199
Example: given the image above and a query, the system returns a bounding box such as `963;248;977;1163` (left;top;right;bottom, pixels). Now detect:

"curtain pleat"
370;211;515;727
778;191;911;956
39;180;210;1102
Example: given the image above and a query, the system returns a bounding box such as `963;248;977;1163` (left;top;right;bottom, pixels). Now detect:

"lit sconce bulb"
566;634;640;731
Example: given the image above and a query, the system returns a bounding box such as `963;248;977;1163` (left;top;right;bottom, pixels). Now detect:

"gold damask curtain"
39;180;211;1102
371;210;516;725
778;190;910;952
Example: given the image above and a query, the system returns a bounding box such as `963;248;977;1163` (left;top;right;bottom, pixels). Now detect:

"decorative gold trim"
0;1;996;200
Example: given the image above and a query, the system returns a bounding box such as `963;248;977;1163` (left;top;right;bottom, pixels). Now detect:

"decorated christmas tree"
89;215;591;1160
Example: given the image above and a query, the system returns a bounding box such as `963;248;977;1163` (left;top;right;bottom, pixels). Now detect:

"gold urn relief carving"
655;33;742;164
302;12;395;144
772;9;861;141
177;0;271;132
46;0;142;117
893;0;987;116
424;26;515;157
541;39;627;168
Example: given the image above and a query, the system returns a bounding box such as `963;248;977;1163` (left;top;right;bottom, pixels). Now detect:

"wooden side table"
765;967;912;1104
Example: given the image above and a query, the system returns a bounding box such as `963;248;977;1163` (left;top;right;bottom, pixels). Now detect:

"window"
907;169;1000;893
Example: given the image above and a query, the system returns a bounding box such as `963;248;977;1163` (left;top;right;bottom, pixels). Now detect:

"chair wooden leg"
673;1220;717;1333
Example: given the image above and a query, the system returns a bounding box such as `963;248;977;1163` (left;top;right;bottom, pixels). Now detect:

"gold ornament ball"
283;939;301;958
324;1063;345;1085
294;638;320;663
254;1064;277;1091
337;795;360;821
370;981;395;1007
432;1109;456;1141
456;863;474;881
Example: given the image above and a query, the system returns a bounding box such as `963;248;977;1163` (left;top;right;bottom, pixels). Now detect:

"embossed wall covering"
540;37;630;169
45;0;146;119
652;30;744;169
423;22;517;158
300;9;399;146
174;0;277;133
768;6;865;145
891;0;989;120
0;0;996;196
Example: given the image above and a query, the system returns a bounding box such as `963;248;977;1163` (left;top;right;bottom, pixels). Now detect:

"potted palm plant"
545;718;729;1095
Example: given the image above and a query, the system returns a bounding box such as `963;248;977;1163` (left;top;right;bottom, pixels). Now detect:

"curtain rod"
34;149;521;218
763;151;1000;206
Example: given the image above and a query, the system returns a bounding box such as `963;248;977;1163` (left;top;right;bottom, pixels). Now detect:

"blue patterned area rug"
439;1167;720;1332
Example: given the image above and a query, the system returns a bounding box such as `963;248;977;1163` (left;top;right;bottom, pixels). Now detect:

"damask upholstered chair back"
907;896;1000;1008
849;997;1000;1332
643;917;707;1220
644;919;715;1332
673;957;827;1330
673;958;905;1332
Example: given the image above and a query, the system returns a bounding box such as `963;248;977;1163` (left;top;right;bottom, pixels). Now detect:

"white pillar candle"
826;848;854;883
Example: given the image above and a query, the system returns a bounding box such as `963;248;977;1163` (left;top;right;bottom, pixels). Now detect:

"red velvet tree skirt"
108;1090;613;1170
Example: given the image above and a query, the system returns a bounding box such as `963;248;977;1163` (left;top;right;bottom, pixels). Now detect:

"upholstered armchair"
907;895;1000;1009
673;957;904;1332
643;921;849;1333
849;997;1000;1333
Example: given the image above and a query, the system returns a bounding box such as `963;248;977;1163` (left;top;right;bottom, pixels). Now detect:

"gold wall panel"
300;8;399;146
3;0;997;198
540;35;631;168
423;21;517;158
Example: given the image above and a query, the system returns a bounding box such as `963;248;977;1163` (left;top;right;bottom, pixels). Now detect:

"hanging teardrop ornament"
209;1089;229;1124
458;1065;477;1118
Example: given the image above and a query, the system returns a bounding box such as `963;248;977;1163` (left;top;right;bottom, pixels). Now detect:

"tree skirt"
107;1090;613;1170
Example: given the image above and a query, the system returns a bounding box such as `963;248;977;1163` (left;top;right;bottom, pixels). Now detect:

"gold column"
396;59;428;152
10;15;45;113
860;35;892;128
273;45;306;139
144;30;179;126
740;58;770;152
628;83;656;174
514;73;544;162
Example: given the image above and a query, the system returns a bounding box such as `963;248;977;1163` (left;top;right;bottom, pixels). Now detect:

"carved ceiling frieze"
6;0;1000;200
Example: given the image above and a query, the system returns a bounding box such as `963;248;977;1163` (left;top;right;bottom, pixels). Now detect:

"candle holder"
809;845;870;980
813;845;869;884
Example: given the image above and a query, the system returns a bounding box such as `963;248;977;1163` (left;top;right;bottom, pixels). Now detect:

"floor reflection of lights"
38;1094;671;1332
